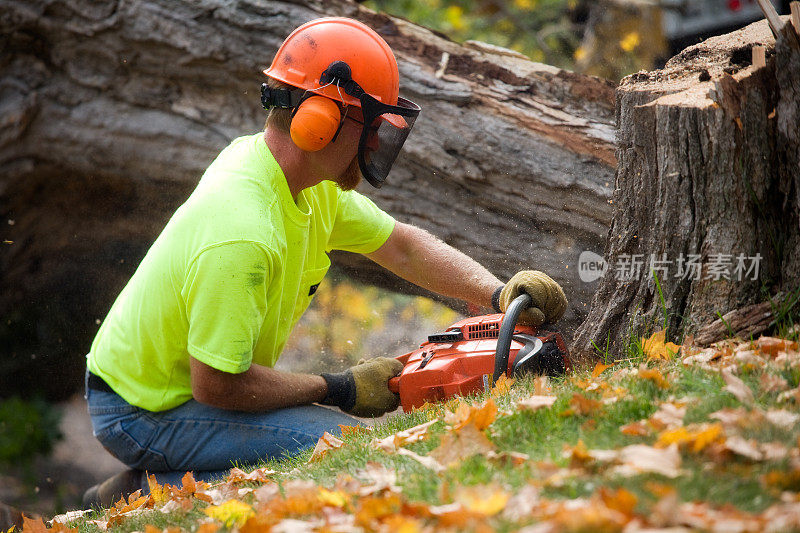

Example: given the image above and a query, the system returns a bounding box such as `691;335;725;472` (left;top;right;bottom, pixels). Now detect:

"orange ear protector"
260;84;347;153
289;95;343;152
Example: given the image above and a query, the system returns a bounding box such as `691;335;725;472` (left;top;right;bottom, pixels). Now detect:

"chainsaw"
388;294;572;411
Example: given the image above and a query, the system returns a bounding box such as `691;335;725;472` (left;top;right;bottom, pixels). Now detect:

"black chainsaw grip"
492;293;532;385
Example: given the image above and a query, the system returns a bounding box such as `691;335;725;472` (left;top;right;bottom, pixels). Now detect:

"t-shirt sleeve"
181;241;271;374
326;189;396;254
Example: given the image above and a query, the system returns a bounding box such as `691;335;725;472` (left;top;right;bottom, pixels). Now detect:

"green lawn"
42;333;800;533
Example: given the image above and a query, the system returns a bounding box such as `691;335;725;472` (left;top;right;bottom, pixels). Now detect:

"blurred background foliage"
366;0;588;69
364;0;789;81
278;271;461;373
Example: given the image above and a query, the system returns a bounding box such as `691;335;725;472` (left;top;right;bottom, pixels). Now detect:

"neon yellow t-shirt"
87;133;395;412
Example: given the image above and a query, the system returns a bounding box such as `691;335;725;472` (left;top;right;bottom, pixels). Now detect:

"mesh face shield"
356;93;420;188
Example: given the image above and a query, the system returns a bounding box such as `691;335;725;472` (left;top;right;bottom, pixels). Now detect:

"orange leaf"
444;399;497;431
638;368;670;389
591;362;613;378
181;471;196;494
561;393;602;416
598;487;637;518
620;421;649;436
339;424;373;437
491;374;514;396
430;423;495;467
21;516;47;533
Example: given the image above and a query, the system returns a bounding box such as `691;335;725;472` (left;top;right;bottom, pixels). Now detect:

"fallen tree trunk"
0;0;615;399
571;17;800;360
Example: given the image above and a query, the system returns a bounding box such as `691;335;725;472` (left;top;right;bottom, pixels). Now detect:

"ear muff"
290;96;342;152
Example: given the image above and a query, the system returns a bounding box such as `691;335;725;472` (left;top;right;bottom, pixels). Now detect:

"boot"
82;469;143;509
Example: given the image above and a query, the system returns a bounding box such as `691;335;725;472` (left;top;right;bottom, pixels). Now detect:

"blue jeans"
85;371;358;490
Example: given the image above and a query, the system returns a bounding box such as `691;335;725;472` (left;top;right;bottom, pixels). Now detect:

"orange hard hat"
263;17;400;110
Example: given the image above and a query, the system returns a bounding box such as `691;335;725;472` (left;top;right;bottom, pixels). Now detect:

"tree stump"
571;18;800;361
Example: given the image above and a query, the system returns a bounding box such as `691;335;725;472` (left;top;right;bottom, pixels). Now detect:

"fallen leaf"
396;448;445;472
204;500;255;528
430;423;495;466
642;330;681;361
225;467;276;484
756;336;799;357
561;393;602;417
656;423;724;453
724;436;764;461
620;421;650;436
317;488;348;508
338;424;373;437
760;373;789;393
615;444;682;478
533;376;551;395
454;484;510;516
765;409;800;430
371;419;437;452
308;431;344;462
721;368;754;405
21;516;47;533
591;362;613;378
778;387;800;404
598;487;638;518
517;394;557;412
647;401;687;430
492;374;514;396
638;367;670;389
445;399;497;431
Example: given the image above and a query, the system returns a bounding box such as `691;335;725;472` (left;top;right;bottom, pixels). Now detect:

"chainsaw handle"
492;293;533;385
388;376;400;393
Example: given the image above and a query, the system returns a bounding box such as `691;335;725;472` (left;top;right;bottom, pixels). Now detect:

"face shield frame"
320;61;421;188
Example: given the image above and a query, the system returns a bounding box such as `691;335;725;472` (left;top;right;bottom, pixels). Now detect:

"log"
570;18;800;361
0;0;616;399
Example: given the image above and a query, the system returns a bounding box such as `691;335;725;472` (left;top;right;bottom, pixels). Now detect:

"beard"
335;156;362;191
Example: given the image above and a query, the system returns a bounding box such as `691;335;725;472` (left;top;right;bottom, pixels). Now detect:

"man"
83;17;567;506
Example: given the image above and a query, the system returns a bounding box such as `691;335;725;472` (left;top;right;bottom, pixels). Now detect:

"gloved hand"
320;357;403;417
496;270;567;326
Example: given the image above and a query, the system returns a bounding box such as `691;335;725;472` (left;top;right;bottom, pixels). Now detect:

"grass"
59;330;800;533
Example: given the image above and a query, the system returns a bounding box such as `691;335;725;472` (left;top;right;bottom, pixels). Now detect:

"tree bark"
571;18;800;361
0;0;616;399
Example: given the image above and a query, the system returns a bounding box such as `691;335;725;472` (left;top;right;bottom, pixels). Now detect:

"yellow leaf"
619;31;640;52
147;474;167;505
655;423;723;452
204;500;254;528
642;330;681;362
318;488;348;508
591;362;613;378
454;485;510;516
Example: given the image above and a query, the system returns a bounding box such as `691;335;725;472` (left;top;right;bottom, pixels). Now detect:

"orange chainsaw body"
388;313;570;411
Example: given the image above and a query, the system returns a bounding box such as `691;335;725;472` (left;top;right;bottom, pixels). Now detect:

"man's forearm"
190;357;327;412
367;222;503;309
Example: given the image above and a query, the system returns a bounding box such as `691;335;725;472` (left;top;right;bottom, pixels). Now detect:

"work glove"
495;270;568;326
320;357;403;417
